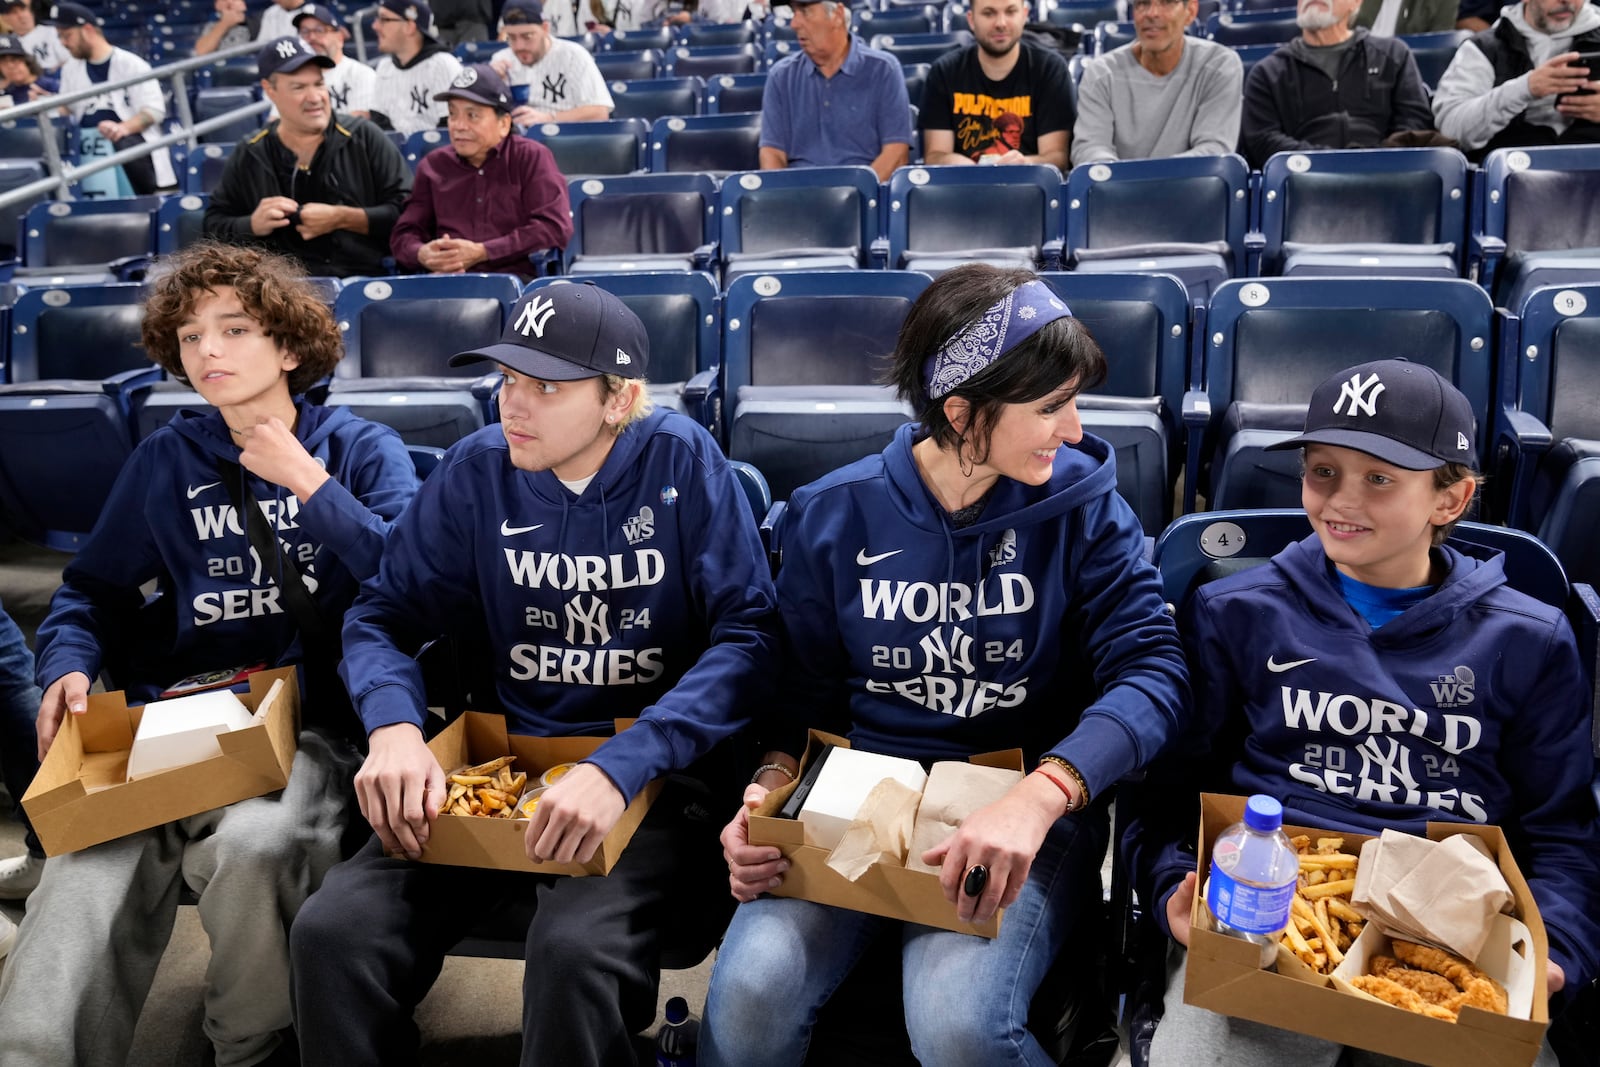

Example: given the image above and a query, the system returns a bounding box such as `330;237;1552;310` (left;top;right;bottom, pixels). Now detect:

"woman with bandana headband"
701;264;1190;1066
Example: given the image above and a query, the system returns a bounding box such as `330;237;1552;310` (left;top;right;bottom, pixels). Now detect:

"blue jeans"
0;603;41;858
701;810;1108;1067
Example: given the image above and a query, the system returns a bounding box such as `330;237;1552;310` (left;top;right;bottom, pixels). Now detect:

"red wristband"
1033;765;1081;812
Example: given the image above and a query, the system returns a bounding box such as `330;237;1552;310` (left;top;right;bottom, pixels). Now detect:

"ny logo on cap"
276;39;300;58
453;68;477;87
615;349;631;366
1333;372;1385;419
514;295;557;339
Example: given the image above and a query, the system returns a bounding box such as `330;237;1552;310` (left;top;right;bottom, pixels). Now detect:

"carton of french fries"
1182;794;1550;1067
420;711;662;877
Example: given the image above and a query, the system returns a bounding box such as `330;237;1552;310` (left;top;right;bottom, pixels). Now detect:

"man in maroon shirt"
389;63;572;278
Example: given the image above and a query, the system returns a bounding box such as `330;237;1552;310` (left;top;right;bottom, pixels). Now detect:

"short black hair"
888;264;1106;463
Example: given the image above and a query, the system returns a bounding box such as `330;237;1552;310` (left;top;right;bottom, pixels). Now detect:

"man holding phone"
1433;0;1600;158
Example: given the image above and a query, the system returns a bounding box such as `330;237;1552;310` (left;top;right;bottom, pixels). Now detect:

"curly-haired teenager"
0;242;419;1067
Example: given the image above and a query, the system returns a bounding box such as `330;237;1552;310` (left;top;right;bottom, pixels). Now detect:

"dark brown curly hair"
141;242;343;396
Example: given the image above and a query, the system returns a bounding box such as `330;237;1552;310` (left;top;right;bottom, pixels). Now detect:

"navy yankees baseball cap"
258;35;335;78
292;3;343;30
378;0;436;39
0;33;25;56
434;63;511;113
501;0;545;21
46;2;99;26
1266;359;1476;470
451;283;650;381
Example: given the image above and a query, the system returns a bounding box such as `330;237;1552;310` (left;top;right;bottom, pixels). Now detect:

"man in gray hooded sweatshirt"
1433;0;1600;159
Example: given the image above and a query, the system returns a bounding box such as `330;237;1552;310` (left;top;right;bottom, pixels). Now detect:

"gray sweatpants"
1151;942;1559;1067
0;730;357;1067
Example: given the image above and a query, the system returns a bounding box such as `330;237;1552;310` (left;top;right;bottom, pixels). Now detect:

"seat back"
1039;272;1189;408
0;118;69;161
704;71;768;114
182;141;235;194
1400;29;1471;88
522;271;718;388
404;129;451;172
1092;20;1135;53
155;192;209;255
1514;284;1600;444
901;61;930;109
603;25;677;52
1203;9;1300;45
868;30;973;65
677;20;760;47
608;76;706;122
194;86;263;144
1259;147;1467;272
855;5;941;35
525;119;648;177
8;283;149;382
22;196;158;268
887;164;1061;263
1041;0;1120;28
0;159;47;255
718;165;880;262
333;275;522;379
1065;154;1248;274
648;113;762;174
567;172;719;268
592;50;661;81
665;42;761;78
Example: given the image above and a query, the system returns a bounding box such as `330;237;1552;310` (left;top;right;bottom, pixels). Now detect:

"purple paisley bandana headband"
921;280;1072;401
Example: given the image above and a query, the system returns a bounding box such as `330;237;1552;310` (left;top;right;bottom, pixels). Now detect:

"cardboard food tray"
746;729;1023;938
22;666;300;856
1183;793;1549;1067
418;711;662;877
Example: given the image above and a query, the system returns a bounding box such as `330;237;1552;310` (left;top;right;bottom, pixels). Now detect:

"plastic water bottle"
1205;794;1299;970
655;996;699;1067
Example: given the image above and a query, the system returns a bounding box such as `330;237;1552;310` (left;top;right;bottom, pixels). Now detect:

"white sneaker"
0;911;15;962
0;853;42;901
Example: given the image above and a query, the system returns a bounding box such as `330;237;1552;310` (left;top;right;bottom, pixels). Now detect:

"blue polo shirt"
760;34;913;168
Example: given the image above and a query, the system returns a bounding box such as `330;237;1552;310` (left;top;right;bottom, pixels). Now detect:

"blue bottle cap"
664;996;689;1025
1243;794;1284;833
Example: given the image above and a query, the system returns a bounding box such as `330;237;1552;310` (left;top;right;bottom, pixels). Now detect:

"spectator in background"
1433;0;1600;158
52;2;176;197
920;0;1074;168
370;0;462;134
760;0;911;181
390;64;572;277
206;37;410;277
295;3;375;115
1;0;67;72
1071;0;1242;164
256;0;310;43
0;31;56;106
194;0;260;56
430;0;491;45
489;0;613;126
1356;0;1459;35
1240;0;1435;167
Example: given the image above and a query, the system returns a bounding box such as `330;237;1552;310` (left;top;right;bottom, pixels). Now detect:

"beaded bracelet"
750;762;798;785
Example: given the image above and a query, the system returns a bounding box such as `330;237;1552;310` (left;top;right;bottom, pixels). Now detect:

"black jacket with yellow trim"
203;112;411;279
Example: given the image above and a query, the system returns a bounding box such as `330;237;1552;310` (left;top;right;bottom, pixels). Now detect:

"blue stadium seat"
886;164;1063;274
1195;277;1495;511
1091;20;1134;54
403;129;451;172
602;25;677;52
18;196;158;281
1064;154;1249;306
0;159;48;258
1257;147;1467;277
193;85;263;144
593;49;662;81
523;271;719;424
1492;284;1600;585
181;141;235;194
194;55;261;88
1401;29;1471;89
703;71;768;114
676;20;760;47
763;39;802;67
565;172;719;274
1040;0;1120;28
868;30;973;65
663;42;761;78
452;38;502;63
1473;144;1600;310
900;61;929;109
1038;272;1192;535
1203;9;1300;45
717;165;881;284
0;283;154;549
854;4;941;36
325;274;522;447
648;112;762;175
608;76;706;123
720;270;931;500
525;119;649;178
155;192;209;255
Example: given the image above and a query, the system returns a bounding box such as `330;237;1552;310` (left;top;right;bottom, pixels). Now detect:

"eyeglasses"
374;13;406;24
1130;0;1187;11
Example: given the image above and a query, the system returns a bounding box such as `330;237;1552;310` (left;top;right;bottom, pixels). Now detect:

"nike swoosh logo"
187;481;220;499
1267;656;1317;673
856;548;903;566
500;521;544;536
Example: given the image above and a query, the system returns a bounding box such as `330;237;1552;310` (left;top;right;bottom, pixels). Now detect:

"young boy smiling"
1126;359;1600;1067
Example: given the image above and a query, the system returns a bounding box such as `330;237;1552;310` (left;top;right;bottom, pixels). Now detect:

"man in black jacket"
204;36;410;278
1240;0;1435;167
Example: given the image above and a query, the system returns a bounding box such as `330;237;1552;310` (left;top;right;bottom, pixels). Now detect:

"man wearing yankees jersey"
292;283;777;1067
368;0;461;134
293;3;373;115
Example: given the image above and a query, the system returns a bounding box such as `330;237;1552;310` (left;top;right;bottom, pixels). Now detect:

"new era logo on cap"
615;349;631;366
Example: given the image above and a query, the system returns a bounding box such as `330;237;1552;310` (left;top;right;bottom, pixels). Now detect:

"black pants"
290;779;727;1067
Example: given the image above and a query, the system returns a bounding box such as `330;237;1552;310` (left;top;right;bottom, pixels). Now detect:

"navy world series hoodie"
339;410;779;803
767;422;1189;801
35;403;418;704
1125;535;1600;988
